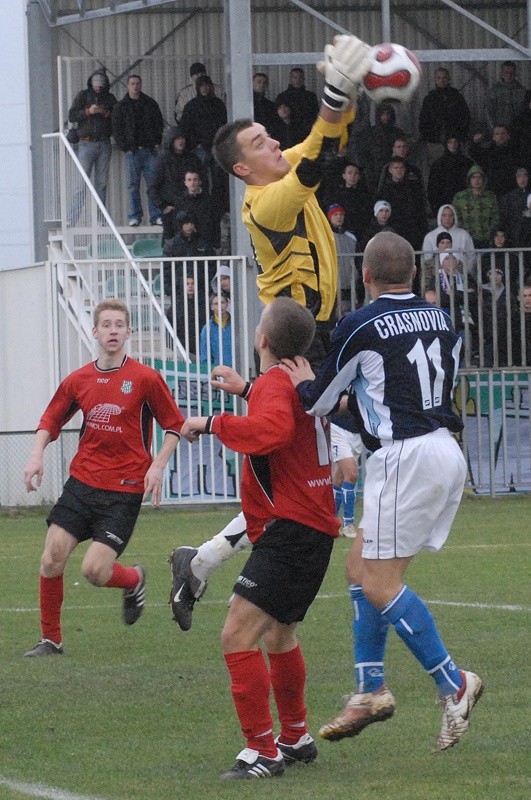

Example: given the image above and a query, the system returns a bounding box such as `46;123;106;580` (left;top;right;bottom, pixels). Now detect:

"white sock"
191;512;250;582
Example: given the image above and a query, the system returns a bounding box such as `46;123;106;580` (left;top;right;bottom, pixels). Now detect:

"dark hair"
253;72;268;81
190;62;206;77
362;231;415;287
213;118;254;176
196;75;213;88
127;74;141;82
261;298;316;360
502;60;517;70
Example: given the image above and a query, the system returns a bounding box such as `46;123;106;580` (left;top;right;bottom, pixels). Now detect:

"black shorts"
46;477;143;556
233;519;334;624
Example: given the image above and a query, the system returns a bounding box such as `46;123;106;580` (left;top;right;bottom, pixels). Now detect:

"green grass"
0;496;530;800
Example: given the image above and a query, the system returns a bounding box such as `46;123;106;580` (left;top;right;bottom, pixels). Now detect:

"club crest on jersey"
121;380;133;394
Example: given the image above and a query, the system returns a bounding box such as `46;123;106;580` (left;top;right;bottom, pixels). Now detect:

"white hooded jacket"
422;204;476;273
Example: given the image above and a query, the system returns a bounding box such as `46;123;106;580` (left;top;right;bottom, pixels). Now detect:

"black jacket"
419;86;471;144
149;128;206;209
112;92;164;152
180;94;227;152
427;149;474;215
68;70;117;141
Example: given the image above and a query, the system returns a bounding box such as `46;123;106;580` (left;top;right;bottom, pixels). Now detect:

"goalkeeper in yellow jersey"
169;37;373;640
213;35;372;368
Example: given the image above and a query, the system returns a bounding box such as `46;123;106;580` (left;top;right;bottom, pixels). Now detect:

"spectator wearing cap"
162;210;211;303
210;263;232;311
422;204;475;274
174;62;224;122
149;126;206;243
326;204;358;313
500;167;529;245
68;69;117;208
359;200;394;252
427;135;474;216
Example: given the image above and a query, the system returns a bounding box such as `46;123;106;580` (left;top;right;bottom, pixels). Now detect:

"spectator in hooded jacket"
162;210;211;301
174;62;224;123
68;69;117;207
149;126;205;242
200;295;233;367
367;104;405;192
427;135;474;216
275;67;320;140
180;75;227;164
452;165;500;249
173;169;220;250
112;75;164;226
418;67;471;166
422;204;476;274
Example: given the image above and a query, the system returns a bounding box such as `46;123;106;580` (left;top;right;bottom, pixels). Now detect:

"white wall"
0;1;35;269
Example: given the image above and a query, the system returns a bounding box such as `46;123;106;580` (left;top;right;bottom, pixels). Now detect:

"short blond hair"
93;299;130;328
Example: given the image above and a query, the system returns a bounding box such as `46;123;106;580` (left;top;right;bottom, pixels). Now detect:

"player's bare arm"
143;432;180;505
23;429;52;492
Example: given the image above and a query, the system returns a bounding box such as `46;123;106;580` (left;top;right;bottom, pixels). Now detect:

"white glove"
319;35;372;111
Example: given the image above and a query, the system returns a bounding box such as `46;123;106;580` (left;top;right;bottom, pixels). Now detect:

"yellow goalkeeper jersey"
242;113;352;322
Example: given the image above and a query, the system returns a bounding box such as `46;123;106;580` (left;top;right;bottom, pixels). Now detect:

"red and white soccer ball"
363;43;421;104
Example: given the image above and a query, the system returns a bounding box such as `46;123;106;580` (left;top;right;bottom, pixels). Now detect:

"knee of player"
41;548;67;576
360;577;389;611
81;562;107;586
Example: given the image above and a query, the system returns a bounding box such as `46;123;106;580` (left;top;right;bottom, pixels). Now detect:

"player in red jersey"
180;297;339;779
23;299;184;657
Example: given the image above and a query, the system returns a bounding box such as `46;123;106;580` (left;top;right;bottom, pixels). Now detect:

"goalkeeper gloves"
319;34;372;111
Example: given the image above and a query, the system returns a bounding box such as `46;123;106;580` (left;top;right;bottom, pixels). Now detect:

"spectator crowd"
68;58;531;368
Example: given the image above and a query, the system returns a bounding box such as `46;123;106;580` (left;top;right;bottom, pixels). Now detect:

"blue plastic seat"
131;238;164;258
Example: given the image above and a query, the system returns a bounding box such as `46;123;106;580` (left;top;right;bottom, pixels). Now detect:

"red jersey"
210;365;339;541
38;357;184;493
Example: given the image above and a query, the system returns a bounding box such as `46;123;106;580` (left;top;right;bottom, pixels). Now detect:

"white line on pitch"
0;776;106;800
2;596;529;614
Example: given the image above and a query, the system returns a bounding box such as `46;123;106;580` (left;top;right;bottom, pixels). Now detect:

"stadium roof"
33;0;531;38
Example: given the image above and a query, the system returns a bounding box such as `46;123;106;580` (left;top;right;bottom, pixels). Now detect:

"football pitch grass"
1;495;529;800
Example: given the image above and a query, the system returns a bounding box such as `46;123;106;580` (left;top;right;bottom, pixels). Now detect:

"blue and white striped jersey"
298;293;463;451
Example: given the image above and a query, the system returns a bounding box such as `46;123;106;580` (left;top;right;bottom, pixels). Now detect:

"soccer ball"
363;43;421;104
